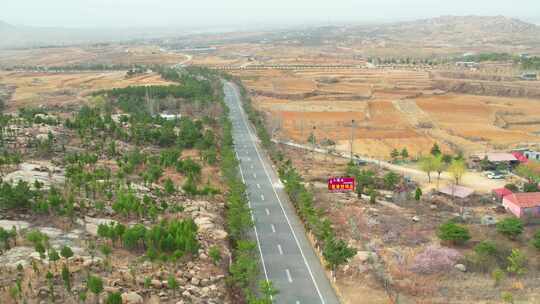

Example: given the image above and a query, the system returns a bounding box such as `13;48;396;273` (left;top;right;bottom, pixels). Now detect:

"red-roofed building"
493;187;513;200
476;152;518;162
511;152;528;163
502;192;540;218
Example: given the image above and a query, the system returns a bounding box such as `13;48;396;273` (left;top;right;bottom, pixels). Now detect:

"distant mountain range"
361;15;540;47
0;21;194;49
1;15;540;49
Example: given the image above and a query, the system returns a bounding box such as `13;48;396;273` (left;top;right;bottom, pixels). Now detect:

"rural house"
502;192;540;219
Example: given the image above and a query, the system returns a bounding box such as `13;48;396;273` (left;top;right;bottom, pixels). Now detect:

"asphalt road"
223;81;340;304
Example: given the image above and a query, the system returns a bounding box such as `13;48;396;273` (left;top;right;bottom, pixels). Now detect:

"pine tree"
87;275;103;304
61;264;71;292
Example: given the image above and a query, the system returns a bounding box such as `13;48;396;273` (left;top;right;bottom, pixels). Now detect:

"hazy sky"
2;0;540;28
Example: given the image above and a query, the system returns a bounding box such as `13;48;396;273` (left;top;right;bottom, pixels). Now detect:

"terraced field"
233;68;540;158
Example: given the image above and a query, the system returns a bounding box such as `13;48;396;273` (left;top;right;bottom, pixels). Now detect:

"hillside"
367;15;540;47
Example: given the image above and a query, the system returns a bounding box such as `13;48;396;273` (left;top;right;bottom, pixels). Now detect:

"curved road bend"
223;81;340;304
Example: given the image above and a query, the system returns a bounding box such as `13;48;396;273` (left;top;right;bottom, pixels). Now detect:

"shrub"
523;182;539;192
491;269;505;286
504;184;518;192
496;218;523;239
415;187;422;201
368;188;377;204
464;240;501;273
474;240;497;256
532;229;540;250
60;245;74;260
437;221;471;245
501;291;514;304
323;237;357;272
164;178;176;195
383;172;399;189
209;246;222;265
105;292;122;304
506;249;527;276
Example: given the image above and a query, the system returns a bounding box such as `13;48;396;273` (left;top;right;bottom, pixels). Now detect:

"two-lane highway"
223;81;340;304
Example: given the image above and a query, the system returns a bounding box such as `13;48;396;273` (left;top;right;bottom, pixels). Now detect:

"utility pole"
350;119;355;162
300;119;304;143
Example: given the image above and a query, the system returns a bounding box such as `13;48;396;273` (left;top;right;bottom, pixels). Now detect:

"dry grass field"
233;68;540;158
0;71;174;111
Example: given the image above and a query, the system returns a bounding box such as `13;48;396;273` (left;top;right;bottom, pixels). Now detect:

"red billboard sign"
328;176;355;192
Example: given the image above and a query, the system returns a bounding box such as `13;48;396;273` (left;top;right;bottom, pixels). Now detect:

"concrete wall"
522;206;540;217
502;198;523;217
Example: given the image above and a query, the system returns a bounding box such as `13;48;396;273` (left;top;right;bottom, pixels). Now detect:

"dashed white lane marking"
271;224;276;233
265;208;270;215
296;301;300;304
286;269;293;283
253;173;257;178
261;194;265;201
277;244;283;255
236;148;270;290
251;164;254;169
256;183;261;189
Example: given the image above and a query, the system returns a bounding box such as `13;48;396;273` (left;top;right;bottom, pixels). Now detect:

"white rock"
83;217;117;236
355;251;376;263
121;292;143;304
0;220;30;231
194;217;214;230
212;229;228;240
454;264;467;272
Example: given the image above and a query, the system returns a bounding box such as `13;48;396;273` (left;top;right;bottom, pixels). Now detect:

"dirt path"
276;140;505;193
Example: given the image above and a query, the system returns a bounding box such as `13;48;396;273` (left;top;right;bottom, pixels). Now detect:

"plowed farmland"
0;71;174;111
233;68;540;158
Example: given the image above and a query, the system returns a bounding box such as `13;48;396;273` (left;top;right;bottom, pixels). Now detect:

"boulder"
454;264;467;272
121;292;143;304
194;217;214;231
481;215;497;226
104;286;120;293
355;251;376;263
212;229;228;240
